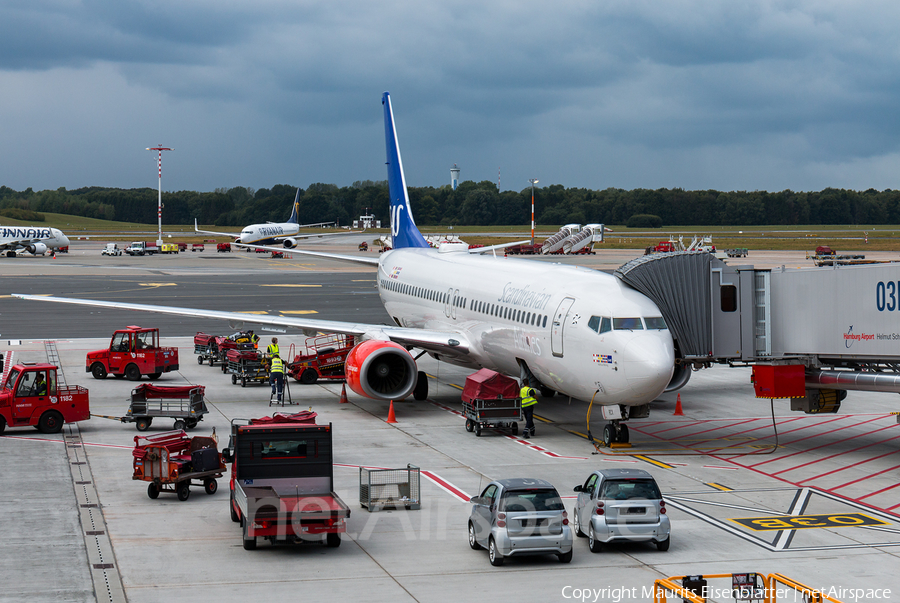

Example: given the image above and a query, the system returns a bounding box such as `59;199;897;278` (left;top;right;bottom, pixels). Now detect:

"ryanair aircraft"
15;93;675;443
0;225;70;257
194;188;335;248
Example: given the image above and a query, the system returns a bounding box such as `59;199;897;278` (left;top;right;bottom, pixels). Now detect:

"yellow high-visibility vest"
267;343;279;356
270;357;284;374
520;385;538;408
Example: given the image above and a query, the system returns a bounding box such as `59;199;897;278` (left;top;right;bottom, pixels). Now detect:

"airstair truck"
223;413;350;550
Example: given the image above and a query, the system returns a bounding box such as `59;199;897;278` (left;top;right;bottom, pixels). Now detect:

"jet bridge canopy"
615;252;715;360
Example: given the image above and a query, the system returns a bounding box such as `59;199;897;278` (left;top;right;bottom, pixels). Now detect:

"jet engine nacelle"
664;360;691;392
345;339;417;401
26;242;48;255
282;238;297;249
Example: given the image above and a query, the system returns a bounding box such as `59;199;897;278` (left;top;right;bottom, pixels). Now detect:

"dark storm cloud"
3;0;900;192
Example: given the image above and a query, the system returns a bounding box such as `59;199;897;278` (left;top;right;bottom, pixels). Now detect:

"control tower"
450;164;460;190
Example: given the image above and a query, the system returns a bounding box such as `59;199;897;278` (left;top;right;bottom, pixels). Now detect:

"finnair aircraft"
0;225;70;257
194;188;335;248
15;93;675;443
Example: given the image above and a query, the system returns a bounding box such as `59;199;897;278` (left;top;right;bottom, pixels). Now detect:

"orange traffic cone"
386;400;398;424
673;393;684;416
339;383;349;404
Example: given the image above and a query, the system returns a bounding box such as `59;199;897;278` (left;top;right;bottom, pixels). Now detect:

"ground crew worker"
520;384;538;438
266;337;279;359
32;373;47;396
248;330;259;349
269;353;285;402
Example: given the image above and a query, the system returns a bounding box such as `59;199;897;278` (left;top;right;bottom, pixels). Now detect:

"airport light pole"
529;178;539;245
146;145;173;247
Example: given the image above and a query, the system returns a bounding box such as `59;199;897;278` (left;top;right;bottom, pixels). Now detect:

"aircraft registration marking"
729;513;889;531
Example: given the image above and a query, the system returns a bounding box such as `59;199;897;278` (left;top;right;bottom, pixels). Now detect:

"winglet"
287;188;300;224
194;218;199;233
383;92;429;249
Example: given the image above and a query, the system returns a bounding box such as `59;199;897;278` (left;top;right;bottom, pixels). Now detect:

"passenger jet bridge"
615;251;900;414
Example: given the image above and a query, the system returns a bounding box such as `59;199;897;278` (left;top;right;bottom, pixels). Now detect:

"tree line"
2;182;900;227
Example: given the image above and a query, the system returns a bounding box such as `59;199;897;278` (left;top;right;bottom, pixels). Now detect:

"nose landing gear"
602;421;630;446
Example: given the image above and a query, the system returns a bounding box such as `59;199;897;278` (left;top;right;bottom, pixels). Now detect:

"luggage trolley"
461;369;522;437
125;384;208;431
226;349;269;387
132;430;225;501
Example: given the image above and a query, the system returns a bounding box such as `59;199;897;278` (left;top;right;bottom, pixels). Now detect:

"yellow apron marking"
235;311;270;315
633;455;674;469
280;310;319;315
706;482;733;492
139;283;177;287
260;284;322;288
729;513;888;531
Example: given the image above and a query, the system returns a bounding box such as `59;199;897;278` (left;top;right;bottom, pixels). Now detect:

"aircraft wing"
0;237;42;252
233;242;380;266
11;294;470;356
194;219;239;239
469;240;532;254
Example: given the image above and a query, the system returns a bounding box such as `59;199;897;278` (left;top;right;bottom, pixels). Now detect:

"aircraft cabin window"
613;317;644;330
542;316;548;328
645;316;668;329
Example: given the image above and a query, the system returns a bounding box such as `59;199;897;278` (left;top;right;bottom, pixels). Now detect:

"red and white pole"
146;145;173;247
529;178;539;246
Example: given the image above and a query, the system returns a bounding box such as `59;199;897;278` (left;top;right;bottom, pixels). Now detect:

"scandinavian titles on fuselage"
498;282;552;311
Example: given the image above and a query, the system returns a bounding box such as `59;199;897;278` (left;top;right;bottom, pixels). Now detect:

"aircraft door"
551;297;576;357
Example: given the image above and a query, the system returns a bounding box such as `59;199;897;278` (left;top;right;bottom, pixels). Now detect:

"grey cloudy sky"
3;0;900;194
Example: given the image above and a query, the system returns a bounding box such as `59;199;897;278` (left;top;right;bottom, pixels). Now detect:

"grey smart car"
467;478;573;566
572;468;670;552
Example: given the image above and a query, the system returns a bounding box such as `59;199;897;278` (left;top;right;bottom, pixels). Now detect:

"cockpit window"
613;317;644;331
587;316;612;334
644;316;667;330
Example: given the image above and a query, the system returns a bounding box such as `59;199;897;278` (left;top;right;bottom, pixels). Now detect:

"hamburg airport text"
1;228;50;239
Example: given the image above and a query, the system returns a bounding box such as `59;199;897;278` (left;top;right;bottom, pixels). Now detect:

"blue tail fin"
286;188;300;224
383;92;429;249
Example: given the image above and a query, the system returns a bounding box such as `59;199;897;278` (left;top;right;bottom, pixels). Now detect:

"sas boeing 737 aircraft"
194;188;336;248
15;93;675;444
0;225;70;257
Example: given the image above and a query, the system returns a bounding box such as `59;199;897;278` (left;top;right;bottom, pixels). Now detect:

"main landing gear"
602;421;630;446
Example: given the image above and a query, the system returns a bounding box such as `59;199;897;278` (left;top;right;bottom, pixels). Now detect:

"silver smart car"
572;468;670;552
467;478;573;566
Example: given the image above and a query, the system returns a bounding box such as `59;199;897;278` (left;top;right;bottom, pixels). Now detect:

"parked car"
467;478;572;566
101;243;122;256
572;469;670;552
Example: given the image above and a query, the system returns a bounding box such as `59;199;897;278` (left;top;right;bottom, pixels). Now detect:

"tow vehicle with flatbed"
223;412;350;550
0;362;90;434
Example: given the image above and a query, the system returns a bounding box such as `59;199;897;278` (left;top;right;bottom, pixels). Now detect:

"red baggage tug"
0;362;90;433
87;326;179;381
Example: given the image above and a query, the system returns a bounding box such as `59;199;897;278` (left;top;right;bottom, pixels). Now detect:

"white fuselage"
0;226;70;253
376;247;674;406
237;223;299;246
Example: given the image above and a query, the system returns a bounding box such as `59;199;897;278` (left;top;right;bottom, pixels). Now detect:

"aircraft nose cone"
622;334;674;400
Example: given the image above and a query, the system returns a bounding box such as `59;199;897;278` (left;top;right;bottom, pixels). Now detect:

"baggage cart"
461;369;522;437
124;384;208;431
193;332;223;366
132;430;225;501
359;464;421;512
226;349;269;387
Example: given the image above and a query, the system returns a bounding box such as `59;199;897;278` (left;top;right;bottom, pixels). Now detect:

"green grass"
5;214;900;250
